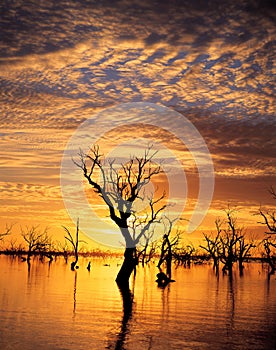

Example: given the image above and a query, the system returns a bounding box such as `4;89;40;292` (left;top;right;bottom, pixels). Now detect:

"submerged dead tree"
200;232;221;273
75;145;166;287
201;209;255;275
259;186;276;235
200;224;222;274
219;211;242;275
261;237;276;274
127;214;157;267
173;243;195;268
157;217;180;282
236;236;255;275
21;226;51;262
63;219;86;270
262;238;276;274
136;229;157;266
258;186;276;274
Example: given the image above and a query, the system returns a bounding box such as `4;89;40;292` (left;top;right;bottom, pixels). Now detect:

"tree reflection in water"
73;270;77;318
226;274;235;335
115;284;134;350
106;279;135;350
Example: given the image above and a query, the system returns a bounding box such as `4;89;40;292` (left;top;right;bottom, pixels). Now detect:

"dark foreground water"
0;255;275;350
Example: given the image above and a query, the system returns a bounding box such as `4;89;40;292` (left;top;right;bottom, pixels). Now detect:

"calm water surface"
0;255;275;350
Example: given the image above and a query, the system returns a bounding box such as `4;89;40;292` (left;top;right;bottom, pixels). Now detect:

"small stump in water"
156;272;175;287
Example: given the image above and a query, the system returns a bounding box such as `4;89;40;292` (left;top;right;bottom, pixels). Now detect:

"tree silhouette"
0;224;13;243
236;235;255;275
21;226;51;262
200;224;222;274
260;237;276;274
201;209;255;275
136;229;158;266
259;186;276;234
6;237;24;256
63;218;86;270
173;243;195;268
157;216;180;283
75;145;166;286
219;211;242;276
258;187;276;274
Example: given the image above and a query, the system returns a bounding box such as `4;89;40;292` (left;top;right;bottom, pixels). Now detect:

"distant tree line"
0;203;275;277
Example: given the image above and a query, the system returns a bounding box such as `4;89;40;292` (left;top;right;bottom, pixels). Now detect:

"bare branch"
21;225;51;259
259;208;276;234
0;223;13;241
76;144;166;248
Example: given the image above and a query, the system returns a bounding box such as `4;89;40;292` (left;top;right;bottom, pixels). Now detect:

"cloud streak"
0;0;275;242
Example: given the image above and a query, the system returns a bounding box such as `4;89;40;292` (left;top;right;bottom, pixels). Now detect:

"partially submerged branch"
258;186;276;234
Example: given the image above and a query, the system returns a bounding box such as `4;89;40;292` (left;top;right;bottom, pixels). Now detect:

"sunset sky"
0;0;275;249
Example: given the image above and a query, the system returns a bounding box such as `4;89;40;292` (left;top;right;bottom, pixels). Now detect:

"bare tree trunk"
266;255;276;275
27;249;32;262
166;255;172;279
214;259;219;275
116;248;137;287
71;248;79;270
238;260;243;275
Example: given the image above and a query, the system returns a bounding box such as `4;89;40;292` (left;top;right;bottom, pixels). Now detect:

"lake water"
0;255;275;350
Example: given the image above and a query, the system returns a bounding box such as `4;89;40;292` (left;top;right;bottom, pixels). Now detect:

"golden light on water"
1;255;275;349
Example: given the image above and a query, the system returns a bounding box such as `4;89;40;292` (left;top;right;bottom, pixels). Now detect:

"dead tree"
173;244;195;268
200;222;222;274
260;237;276;274
21;226;51;262
130;214;158;266
136;230;155;266
157;217;180;280
75;145;166;286
219;210;241;276
144;239;159;265
63;219;86;270
0;224;13;244
6;237;24;256
259;186;276;234
201;210;254;275
236;236;256;275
